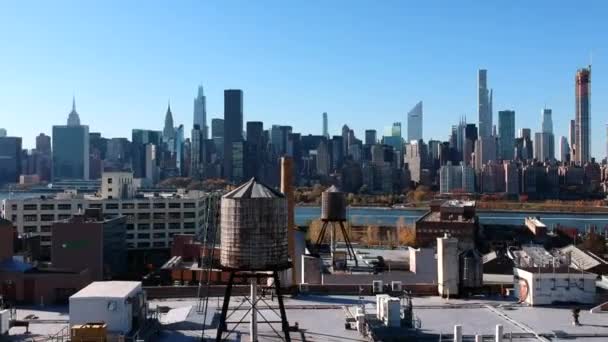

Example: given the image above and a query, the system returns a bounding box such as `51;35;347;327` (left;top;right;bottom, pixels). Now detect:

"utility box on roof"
69;281;145;335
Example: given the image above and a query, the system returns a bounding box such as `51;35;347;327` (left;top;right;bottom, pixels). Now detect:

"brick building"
414;200;478;249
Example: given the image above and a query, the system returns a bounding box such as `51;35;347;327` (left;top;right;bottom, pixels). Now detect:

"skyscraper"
407;101;423;142
538;108;555;161
474;136;496;171
0;137;22;185
0;129;7;137
498;110;515;160
322;112;328;138
569;119;575;160
534;132;554;162
67;96;80;126
211;118;225;159
52;99;89;180
364;130;377;145
223;89;244;181
542;108;553;134
560;136;570;162
478;69;493;138
190;124;203;178
193;85;208;139
575;66;591;164
163;103;175;141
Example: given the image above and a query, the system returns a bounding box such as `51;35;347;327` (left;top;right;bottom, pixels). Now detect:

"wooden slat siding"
220;197;289;270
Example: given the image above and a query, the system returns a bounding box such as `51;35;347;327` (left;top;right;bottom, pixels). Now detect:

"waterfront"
1;192;607;231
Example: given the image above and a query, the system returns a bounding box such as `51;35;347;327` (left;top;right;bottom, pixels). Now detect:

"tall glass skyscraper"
223;89;243;181
575;66;591;164
498;110;515;160
52;100;89;181
407;101;423;142
478;69;493;138
193;85;207;139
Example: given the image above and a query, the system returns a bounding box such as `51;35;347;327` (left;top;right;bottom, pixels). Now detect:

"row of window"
21;203;74;211
24;214;71;222
126;222;196;230
125;230;194;240
127;242;167;248
16;201;197;211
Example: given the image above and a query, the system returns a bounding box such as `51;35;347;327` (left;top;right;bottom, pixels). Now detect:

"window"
108;178;113;184
40;204;55;210
11;204;17;210
122;203;134;209
184;202;195;209
169;202;181;209
41;236;51;242
126;234;134;239
153;232;166;239
138;233;150;239
137;203;150;209
153;241;166;247
153;202;166;209
88;203;102;209
184;212;195;219
58;204;72;210
126;224;134;230
40;214;55;222
169;212;181;219
153;223;165;230
24;204;37;211
24;226;37;233
137;242;150;248
137;213;150;220
41;226;51;233
153;212;165;220
105;203;119;210
24;215;37;222
127;242;135;248
138;223;150;230
169;222;180;230
183;222;195;229
58;214;70;220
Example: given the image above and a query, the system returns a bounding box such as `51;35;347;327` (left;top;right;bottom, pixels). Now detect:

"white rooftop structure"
71;281;141;299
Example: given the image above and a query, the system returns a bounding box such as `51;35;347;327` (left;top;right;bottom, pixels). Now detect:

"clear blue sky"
1;1;607;158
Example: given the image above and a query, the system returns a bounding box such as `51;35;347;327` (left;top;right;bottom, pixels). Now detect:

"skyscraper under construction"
574;66;591;164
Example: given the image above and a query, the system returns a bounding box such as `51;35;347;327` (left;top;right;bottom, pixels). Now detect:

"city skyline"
1;2;607;159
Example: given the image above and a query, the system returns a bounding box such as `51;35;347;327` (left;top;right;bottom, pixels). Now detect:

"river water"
1;192;606;231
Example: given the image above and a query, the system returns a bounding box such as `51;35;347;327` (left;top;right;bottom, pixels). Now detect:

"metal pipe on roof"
281;157;296;286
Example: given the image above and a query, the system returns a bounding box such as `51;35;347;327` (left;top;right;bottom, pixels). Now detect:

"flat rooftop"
419;211;475;223
8;295;608;341
71;281;141;299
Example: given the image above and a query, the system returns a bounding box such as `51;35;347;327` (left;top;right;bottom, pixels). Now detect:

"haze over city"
2;1;608;158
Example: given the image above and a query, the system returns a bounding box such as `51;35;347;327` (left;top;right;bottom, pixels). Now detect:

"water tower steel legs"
315;220;358;268
215;270;291;342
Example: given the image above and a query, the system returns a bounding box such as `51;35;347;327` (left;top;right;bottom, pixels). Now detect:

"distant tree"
396;216;416;246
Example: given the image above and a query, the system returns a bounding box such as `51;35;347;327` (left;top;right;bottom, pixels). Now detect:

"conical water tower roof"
325;185;342;193
223;177;284;199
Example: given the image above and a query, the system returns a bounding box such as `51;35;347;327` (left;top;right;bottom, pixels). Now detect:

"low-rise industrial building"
415;200;478;248
513;266;597;306
1;173;217;252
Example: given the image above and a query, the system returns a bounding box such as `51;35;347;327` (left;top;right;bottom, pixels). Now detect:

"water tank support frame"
314;220;358;268
214;270;292;342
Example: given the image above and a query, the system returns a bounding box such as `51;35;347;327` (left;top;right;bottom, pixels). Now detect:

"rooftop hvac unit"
391;281;403;292
373;280;384;294
0;310;9;335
